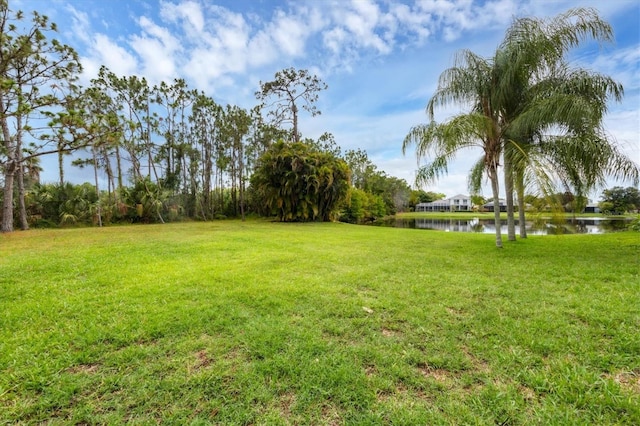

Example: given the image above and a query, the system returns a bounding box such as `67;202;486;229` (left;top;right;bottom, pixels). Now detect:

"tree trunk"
489;164;503;248
2;162;15;233
202;139;212;220
504;152;516;241
115;145;123;191
292;102;298;142
16;115;29;231
239;143;245;221
17;156;29;230
58;144;65;187
0;96;14;232
516;172;527;238
231;143;238;216
92;147;103;227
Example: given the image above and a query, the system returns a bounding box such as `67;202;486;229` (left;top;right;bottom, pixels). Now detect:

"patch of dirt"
519;385;537;401
606;370;640;394
381;327;398;338
321;403;342;426
67;364;99;374
446;307;465;316
418;364;452;383
375;382;408;403
190;349;214;372
223;346;245;360
460;346;490;373
364;365;377;377
279;392;296;419
461;381;485;395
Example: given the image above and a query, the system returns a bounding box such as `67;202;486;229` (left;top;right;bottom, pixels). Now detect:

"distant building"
416;194;472;212
483;199;507;212
584;203;601;213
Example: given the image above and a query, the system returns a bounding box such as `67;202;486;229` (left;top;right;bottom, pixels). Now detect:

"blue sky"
15;0;640;198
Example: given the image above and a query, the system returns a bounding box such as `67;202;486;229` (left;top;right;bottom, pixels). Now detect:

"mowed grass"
1;221;639;424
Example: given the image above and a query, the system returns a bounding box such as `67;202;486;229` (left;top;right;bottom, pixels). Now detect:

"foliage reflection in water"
371;217;632;234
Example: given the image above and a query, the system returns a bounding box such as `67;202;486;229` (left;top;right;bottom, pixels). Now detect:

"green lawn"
1;221;639;424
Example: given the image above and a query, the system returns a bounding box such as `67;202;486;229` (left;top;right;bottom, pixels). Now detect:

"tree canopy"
255;68;327;144
250;140;350;222
599;186;640;214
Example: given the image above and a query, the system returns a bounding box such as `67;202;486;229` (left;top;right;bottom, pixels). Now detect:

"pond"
371;217;633;234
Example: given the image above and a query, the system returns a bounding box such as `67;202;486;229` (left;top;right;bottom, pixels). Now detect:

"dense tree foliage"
0;2;411;230
0;2;406;230
340;148;412;222
255;68;327;144
599;186;640;214
250;140;350;222
2;2;635;233
0;0;81;231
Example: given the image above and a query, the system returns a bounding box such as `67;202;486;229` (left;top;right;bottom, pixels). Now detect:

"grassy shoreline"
396;211;637;220
1;221;639;424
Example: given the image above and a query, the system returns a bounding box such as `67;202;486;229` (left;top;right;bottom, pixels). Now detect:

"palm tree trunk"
489;164;503;248
516;172;527;238
504;151;516;241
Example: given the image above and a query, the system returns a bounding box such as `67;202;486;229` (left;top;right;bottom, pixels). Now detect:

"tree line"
1;1;423;231
2;3;638;239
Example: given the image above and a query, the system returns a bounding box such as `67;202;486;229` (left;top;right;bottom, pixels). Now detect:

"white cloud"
160;0;205;33
81;34;138;81
129;16;180;84
268;10;309;57
32;0;638;198
65;5;92;45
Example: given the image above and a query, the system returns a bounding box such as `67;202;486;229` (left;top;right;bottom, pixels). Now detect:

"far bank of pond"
371;215;634;234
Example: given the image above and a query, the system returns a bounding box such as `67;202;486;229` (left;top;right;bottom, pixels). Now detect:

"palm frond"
467;156;486;195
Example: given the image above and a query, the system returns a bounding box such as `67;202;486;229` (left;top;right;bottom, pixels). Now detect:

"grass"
1;220;639;424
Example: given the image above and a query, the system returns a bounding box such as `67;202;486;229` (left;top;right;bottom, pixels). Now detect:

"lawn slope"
1;221;638;424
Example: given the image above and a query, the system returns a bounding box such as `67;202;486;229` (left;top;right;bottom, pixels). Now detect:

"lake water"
371;217;633;234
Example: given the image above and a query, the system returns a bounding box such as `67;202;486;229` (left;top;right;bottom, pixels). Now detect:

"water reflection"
373;217;631;234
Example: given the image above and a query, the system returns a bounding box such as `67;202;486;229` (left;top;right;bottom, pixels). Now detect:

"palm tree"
406;8;639;247
497;8;638;237
404;49;506;248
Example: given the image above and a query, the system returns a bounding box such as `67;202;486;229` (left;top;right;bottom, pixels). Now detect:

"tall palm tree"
406;8;638;247
404;49;506;248
497;8;638;237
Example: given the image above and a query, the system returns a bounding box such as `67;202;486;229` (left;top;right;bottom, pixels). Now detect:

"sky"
12;0;640;199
